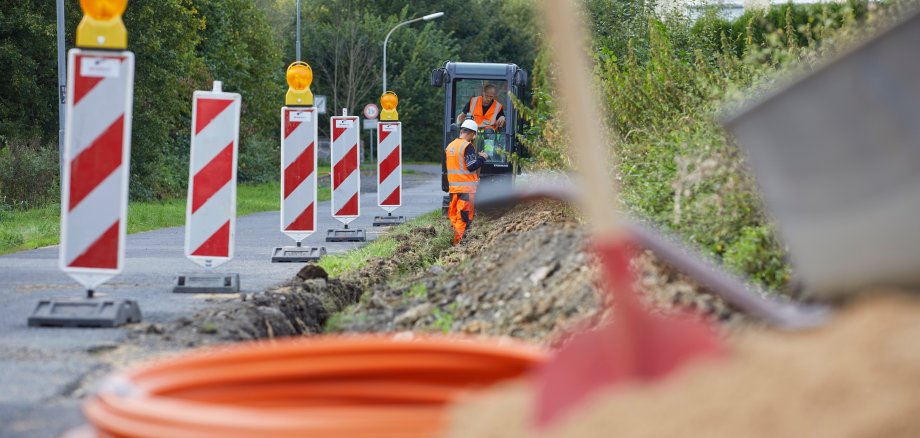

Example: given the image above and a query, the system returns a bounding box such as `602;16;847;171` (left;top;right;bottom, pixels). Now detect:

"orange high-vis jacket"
445;138;479;194
469;96;503;130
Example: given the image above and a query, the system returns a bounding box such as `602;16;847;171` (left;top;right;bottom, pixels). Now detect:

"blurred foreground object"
725;9;920;299
446;294;920;438
532;0;722;429
76;336;544;437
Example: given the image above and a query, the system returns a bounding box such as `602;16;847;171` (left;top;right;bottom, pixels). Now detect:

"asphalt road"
0;164;443;438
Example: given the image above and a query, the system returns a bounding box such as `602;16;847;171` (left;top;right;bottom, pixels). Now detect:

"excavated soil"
444;294;920;438
105;197;743;372
331;200;739;343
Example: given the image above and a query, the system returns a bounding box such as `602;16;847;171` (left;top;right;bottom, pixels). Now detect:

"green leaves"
515;0;880;290
1;0;283;204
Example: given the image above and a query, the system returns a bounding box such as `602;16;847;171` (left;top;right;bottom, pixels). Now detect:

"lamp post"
56;0;66;183
296;0;301;61
382;12;444;95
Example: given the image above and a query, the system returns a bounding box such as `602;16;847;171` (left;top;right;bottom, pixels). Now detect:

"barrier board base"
373;215;406;227
272;245;326;263
173;273;240;294
28;299;142;328
326;228;367;242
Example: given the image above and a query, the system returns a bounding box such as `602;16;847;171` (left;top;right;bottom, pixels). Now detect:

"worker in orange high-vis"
457;84;505;131
446;119;489;245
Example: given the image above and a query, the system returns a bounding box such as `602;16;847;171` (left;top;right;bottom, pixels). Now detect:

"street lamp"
382;12;444;95
56;0;66;184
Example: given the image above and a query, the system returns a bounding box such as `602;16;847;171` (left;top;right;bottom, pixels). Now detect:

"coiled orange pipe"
77;336;546;438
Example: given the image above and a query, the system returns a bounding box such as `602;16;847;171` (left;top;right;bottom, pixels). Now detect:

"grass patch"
324;310;366;332
317;210;451;279
317;238;400;278
320;211;455;334
0;181;331;256
0;204;58;254
407;282;428;299
431;305;456;334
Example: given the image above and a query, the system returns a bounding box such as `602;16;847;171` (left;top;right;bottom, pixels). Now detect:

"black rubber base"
28;299;142;328
172;273;240;294
373;215;406;226
325;228;367;242
271;246;326;262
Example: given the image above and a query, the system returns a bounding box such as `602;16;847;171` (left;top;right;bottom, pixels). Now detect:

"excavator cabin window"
452;79;510;164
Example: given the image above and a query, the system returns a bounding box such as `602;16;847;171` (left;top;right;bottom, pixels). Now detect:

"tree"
0;0;539;207
195;0;285;183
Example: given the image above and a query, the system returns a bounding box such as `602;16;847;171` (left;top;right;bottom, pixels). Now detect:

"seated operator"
456;84;506;131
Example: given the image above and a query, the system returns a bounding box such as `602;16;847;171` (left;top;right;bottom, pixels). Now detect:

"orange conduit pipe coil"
75;335;547;438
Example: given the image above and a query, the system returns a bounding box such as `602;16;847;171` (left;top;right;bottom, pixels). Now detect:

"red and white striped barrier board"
59;49;135;289
330;116;360;223
377;121;402;212
184;85;241;268
280;107;318;242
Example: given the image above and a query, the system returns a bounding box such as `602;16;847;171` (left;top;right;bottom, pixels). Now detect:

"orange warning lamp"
76;0;128;49
380;91;398;121
285;61;314;106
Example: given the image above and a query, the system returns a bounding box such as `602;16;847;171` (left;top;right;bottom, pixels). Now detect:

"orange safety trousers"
448;193;475;245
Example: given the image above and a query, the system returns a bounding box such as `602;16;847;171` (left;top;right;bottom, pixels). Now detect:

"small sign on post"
363;103;379;120
362;119;378;130
315;95;327;114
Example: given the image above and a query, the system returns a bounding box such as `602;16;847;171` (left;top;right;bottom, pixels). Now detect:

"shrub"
519;0;895;290
723;225;791;288
238;134;279;184
0;139;59;210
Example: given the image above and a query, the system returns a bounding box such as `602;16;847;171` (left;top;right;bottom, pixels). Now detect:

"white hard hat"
460;119;479;132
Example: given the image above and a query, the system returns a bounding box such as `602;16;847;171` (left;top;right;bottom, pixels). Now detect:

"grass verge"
322;209;454;332
0;181;331;256
317;210;451;279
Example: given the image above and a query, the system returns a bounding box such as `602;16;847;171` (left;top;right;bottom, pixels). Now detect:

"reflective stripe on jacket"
470;96;502;130
445;138;478;194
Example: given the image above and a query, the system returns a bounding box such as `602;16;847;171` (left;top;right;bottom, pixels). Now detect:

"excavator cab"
431;62;528;211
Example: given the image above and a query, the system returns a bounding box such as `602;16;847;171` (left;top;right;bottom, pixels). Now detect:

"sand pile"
445;294;920;437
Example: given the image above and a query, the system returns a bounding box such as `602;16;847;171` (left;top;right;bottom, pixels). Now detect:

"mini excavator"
431;62;528;213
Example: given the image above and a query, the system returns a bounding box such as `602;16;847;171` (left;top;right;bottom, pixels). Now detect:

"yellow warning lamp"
76;0;128;49
380;91;399;121
285;61;314;106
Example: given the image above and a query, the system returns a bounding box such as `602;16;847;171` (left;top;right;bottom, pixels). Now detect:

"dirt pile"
635;249;747;327
332;201;597;340
333;200;737;343
124;198;743;352
124;268;359;351
122;194;745;356
445;294;920;438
